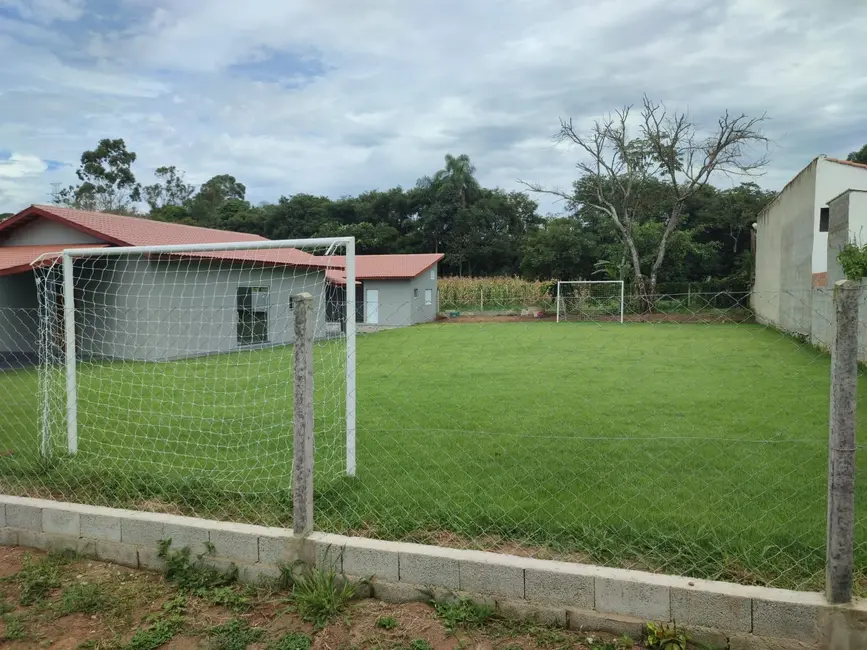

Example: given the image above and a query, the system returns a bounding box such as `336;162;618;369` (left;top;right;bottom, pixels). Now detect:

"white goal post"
556;280;625;323
34;236;358;481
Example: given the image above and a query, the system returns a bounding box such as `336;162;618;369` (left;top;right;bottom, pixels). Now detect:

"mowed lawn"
1;321;865;589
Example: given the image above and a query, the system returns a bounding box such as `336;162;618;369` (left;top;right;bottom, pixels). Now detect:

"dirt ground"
0;546;645;650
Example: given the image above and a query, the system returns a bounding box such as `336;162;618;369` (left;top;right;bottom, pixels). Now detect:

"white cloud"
0;153;47;178
0;0;866;214
5;0;85;24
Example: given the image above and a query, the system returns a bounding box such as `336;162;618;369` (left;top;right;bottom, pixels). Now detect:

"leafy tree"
187;174;247;226
143;166;195;211
847;144;867;165
521;218;593;280
52;138;141;214
525;96;769;308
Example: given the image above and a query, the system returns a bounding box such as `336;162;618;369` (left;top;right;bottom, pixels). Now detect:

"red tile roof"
0;244;108;276
825;157;867;171
325;254;443;281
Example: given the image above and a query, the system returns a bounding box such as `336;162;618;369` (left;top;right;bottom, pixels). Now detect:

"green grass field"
1;322;865;590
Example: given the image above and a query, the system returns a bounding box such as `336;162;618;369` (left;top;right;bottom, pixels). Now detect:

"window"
424;288;433;305
413;288;419;298
820;207;830;233
237;286;269;345
289;296;294;309
430;267;436;280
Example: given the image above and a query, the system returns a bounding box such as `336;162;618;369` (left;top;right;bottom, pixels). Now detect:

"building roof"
825;158;867;171
0;244;109;276
325;254;444;283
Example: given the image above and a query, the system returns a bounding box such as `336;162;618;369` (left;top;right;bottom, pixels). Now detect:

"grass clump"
60;583;108;615
266;632;312;650
2;614;26;640
9;552;67;605
158;539;238;592
375;615;398;630
291;565;356;629
644;622;688;650
433;597;494;633
207;618;265;650
0;599;13;615
123;595;187;650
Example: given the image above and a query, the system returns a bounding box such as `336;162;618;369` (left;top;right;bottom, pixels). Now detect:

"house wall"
363;279;411;327
753;160;817;335
409;263;438;325
0;272;38;355
2;219;104;246
75;258;327;361
812;159;867;274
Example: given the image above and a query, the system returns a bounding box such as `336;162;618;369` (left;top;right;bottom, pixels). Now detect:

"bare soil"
0;546;643;650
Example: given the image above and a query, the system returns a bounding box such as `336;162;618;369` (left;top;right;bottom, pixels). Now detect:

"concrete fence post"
293;292;315;536
827;279;861;604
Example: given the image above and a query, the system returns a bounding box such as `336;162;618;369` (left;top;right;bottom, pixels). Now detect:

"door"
365;289;379;324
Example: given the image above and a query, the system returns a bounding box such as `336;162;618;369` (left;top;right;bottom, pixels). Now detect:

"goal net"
33;238;356;502
556;280;625;323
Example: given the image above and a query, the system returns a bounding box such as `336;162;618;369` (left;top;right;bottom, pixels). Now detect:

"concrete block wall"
0;495;861;649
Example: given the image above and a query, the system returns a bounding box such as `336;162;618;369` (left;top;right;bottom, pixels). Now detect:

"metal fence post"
826;279;861;604
293;292;315;535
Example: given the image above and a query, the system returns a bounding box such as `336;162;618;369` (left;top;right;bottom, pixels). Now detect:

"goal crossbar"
37;236;358;477
556;280;625;323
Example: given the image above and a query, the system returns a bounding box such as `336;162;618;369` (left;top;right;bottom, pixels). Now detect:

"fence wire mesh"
1;275;866;594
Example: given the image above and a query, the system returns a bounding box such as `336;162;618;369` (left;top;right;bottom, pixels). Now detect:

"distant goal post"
556;280;625;323
32;236;358;484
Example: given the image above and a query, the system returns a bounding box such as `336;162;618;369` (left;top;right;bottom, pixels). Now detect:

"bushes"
439;277;555;311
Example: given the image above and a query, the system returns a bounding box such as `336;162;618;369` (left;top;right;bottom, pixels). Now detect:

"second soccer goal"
556;280;625;323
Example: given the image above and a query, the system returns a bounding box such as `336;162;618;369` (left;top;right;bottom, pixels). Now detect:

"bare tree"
524;96;769;310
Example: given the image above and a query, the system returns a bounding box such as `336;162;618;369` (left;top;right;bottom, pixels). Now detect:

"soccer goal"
32;237;357;494
556;280;625;323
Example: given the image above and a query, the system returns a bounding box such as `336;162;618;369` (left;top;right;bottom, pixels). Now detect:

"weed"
265;632;312;650
291;565;356;629
2;614;25;640
207;618;265;650
123;595;187;650
433;598;494;632
0;599;12;615
277;563;294;590
644;622;688;650
615;634;634;649
205;586;252;612
157;539;238;592
60;583;107;616
375;615;398;630
408;641;433;650
10;552;67;605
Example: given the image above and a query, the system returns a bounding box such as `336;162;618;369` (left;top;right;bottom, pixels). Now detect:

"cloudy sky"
0;0;865;215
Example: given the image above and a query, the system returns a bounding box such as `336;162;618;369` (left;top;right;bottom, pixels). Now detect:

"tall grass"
439;277;555;311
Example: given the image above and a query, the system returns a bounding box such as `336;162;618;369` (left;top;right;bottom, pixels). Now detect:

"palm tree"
431;154;480;209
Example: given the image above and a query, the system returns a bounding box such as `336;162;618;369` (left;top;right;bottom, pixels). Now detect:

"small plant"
11;552;67;605
266;632;312;650
615;634;634;649
207;618;265;650
124;595;187;650
644;622;688;650
433;597;494;633
2;614;25;640
0;599;12;615
838;240;867;281
376;615;399;630
60;583;107;615
206;586;252;612
408;641;433;650
157;539;238;592
291;565;356;629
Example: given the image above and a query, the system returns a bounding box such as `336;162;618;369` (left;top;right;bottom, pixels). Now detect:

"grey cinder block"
163;523;211;553
371;580;431;604
120;518;165;548
258;534;300;567
343;539;399;582
595;576;670;621
752;595;823;642
96;541;139;569
81;514;121;542
241;563;282;585
496;599;567;627
0;529;18;546
671;586;751;632
525;567;594;609
566;607;645;638
210;529;258;564
137;546;166;572
6;504;42;532
459;559;524;599
0;503;5;528
41;533;80;555
17;530;47;551
43;508;80;537
399;550;459;590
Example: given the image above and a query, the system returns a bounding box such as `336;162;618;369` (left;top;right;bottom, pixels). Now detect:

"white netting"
29;240;352;519
557;280;624;322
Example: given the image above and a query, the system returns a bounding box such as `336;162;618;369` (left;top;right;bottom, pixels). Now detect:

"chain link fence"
2;278;866;595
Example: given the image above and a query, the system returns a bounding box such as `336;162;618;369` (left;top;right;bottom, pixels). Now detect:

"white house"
753;156;867;353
